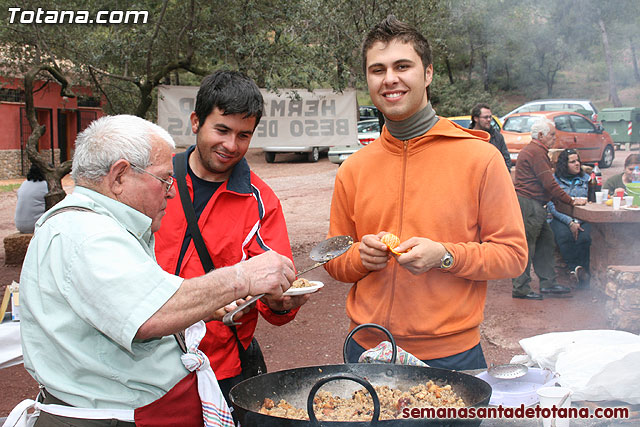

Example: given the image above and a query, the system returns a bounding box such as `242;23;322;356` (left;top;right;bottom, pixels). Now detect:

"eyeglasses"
478;115;492;120
130;163;174;194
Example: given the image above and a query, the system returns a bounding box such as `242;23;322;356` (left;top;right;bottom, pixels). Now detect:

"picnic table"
556;201;640;290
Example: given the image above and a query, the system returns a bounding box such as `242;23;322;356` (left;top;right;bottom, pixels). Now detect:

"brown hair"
625;153;640;168
361;15;433;99
470;103;491;128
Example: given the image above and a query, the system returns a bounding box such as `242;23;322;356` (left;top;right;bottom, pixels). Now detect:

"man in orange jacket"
325;16;528;370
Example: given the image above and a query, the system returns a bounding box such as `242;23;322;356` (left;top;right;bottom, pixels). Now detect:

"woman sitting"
546;149;591;287
14;164;48;234
603;153;640;196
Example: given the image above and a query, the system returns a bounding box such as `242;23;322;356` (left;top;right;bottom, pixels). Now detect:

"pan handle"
307;373;380;426
343;323;397;364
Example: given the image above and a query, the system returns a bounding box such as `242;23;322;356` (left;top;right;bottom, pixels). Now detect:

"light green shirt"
20;186;186;410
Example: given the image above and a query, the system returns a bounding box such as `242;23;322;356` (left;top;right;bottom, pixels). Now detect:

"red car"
502;111;615;167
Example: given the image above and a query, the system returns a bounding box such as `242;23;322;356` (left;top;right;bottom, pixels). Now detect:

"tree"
79;0;208;118
552;0;628;106
23;64;75;209
597;13;622;106
631;37;640;83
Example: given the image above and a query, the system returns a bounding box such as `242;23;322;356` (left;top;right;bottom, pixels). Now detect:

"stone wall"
605;265;640;334
0;150;23;180
4;232;32;265
0;149;61;180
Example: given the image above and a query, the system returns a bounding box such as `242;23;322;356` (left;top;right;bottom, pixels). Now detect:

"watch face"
441;252;453;269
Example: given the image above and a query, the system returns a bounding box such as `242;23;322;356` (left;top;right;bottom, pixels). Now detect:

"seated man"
19;114;294;426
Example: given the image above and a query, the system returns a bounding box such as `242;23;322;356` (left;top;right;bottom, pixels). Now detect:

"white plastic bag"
518;330;640;403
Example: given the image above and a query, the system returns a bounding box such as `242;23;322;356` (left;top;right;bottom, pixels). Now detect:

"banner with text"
158;85;358;148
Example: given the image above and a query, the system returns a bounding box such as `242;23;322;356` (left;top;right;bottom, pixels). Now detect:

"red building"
0;76;104;179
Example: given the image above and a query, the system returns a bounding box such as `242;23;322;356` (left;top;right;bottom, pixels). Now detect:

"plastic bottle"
587;172;597;202
632;166;640;183
593;162;602;187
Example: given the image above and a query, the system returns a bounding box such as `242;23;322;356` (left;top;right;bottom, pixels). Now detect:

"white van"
500;99;599;123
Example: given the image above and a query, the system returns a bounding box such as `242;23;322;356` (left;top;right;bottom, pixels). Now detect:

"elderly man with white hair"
16;115;294;427
511;117;586;300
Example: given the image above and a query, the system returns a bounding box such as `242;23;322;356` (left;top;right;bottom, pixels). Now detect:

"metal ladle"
222;235;353;326
487;363;529;380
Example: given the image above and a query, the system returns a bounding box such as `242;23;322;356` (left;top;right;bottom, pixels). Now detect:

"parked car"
328;119;381;164
262;145;329;163
359;105;379;120
501;111;615;167
447;115;502;133
500;99;599;124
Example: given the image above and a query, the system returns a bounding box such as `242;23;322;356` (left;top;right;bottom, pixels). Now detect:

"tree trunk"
445;58;454;84
481;52;489;91
598;17;622;107
24;65;74;210
631;37;640;84
135;83;154;118
468;36;475;82
504;64;510;89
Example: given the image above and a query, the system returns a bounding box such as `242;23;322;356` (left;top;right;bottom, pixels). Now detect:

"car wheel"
307;147;320;162
600;145;614;168
265;152;276;163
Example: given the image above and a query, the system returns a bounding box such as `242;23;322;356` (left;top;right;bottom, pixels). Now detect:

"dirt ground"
0;147;628;415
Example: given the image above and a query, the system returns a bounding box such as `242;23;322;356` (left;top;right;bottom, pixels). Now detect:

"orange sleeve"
445;152;528;280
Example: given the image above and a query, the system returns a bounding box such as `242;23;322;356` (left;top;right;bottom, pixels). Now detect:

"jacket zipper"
385;140;409;328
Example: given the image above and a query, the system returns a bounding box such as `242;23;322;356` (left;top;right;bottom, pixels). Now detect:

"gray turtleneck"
384;102;439;141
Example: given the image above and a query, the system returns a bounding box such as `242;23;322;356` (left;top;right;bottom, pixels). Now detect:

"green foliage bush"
430;78;505;118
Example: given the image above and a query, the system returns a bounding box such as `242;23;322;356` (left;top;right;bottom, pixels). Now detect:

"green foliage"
430;78;504;118
1;0;639;118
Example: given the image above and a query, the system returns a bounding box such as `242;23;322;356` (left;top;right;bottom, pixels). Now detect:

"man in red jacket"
155;71;309;407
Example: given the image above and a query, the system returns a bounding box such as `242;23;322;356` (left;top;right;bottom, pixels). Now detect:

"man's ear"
106;159;131;196
424;63;433;88
190;111;200;134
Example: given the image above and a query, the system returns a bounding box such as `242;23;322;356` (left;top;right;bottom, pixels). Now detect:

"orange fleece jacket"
325;118;528;360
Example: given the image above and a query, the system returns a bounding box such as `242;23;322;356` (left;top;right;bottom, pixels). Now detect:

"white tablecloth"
0;321;22;369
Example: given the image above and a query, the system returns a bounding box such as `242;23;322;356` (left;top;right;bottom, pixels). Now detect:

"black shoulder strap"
174;151;248;350
174;151;215;273
41;206;95;223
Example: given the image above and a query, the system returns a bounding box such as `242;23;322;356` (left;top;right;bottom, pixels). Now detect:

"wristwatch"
440;250;454;270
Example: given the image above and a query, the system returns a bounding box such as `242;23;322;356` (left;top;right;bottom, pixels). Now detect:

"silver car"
328;119;381;164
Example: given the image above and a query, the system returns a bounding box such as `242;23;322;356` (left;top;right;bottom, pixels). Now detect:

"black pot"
230;323;491;426
229;363;491;426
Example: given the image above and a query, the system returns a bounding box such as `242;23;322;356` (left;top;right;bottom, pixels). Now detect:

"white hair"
530;117;554;139
72;115;175;184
